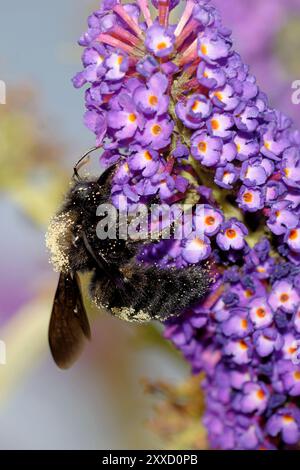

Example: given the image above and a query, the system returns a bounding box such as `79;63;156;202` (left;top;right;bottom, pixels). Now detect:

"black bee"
46;148;212;369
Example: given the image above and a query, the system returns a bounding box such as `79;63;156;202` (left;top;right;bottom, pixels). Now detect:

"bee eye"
72;235;80;247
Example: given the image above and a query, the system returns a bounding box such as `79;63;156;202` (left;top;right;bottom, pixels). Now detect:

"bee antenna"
73;146;102;180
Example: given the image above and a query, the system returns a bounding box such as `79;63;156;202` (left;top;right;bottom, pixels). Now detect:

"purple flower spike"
266;408;300;445
105;52;129;81
128;147;159;177
182;235;212;264
210;84;239;112
219;142;236;165
107;92;144;140
215;164;239;189
248;297;273;330
284;191;300;209
285;228;300;253
207;112;234;139
224;339;251;365
138;115;174;150
191;131;222;167
281;147;300;189
195;205;224;237
234;134;259;162
253;328;282;357
198;31;231;64
73;0;300;451
282;333;300;361
293;309;300;334
282;364;300;397
151;0;179;10
113;162;132;185
229;369;251;390
73;44;107;87
134;72;170;116
237;424;263;450
145;23;175;57
84;110;107;144
197;62;226;90
261;124;291;161
176;94;212;130
222;309;252;338
234;104;259;133
239;382;269;415
265;181;286;206
217;219;248;251
136;55;159;78
240;158;268;187
172;141;189;160
268;281;300;314
237;186;264;212
267;201;298;236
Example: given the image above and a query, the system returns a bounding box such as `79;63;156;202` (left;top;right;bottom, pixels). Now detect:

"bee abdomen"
131;264;211;321
90;263;212;323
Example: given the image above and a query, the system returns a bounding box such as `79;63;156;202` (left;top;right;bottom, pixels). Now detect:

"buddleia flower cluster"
74;0;300;449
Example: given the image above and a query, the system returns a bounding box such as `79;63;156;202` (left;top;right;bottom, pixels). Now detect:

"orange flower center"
280;293;289;303
192;100;201;112
211;119;219;130
205;216;215;226
257;266;266;273
283;415;294;424
239;340;248;351
294;371;300;381
198;141;207;153
214;91;223;101
151;124;162;136
195;238;205;248
256;389;265;400
256;308;266;318
226;228;236;239
149;95;158;106
157;42;167;50
144;151;152;161
241;319;248;330
128;113;137;123
201;44;208;55
117;56;123;65
289;229;298;240
243;192;253;203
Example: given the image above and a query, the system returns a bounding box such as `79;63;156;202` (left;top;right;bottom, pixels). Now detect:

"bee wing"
49;272;91;369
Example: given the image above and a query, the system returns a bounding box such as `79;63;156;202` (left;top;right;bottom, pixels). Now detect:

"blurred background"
0;0;299;450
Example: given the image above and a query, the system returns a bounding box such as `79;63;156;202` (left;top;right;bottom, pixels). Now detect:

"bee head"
67;180;101;210
68;164;117;210
46;181;100;275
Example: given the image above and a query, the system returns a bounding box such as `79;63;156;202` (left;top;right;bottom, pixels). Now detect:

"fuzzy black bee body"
47;161;212;369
